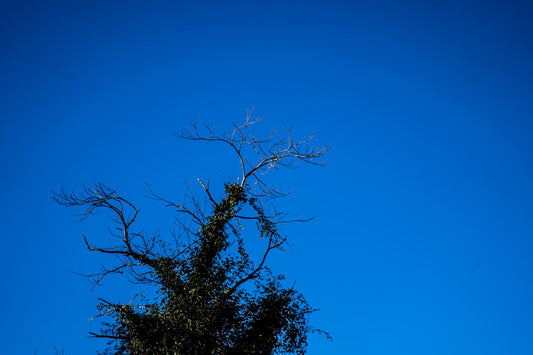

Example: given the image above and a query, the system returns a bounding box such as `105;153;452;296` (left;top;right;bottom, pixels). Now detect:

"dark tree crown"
53;113;330;354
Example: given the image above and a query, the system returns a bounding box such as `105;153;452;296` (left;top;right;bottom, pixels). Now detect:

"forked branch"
176;110;329;191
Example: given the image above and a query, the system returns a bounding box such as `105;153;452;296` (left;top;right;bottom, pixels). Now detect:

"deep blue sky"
1;0;532;354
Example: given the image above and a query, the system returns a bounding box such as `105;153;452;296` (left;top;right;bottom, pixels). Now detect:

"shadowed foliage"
53;113;329;354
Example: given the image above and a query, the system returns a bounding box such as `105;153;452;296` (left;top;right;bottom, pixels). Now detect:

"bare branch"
145;183;205;227
176;112;328;193
225;233;287;297
197;178;218;207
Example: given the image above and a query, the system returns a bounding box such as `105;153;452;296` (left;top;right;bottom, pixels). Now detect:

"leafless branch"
175;109;329;193
52;183;164;286
145;183;206;227
225;233;287;298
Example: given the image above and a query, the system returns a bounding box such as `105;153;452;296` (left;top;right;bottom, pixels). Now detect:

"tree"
53;114;329;354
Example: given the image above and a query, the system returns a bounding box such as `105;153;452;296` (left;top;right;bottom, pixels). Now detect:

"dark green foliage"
53;117;329;354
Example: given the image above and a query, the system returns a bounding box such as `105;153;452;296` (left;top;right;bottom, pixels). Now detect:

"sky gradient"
1;0;532;354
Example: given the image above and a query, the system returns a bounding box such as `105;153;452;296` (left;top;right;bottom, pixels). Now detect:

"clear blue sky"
1;0;532;354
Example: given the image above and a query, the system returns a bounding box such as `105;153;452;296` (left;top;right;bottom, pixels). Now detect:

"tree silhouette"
53;113;329;354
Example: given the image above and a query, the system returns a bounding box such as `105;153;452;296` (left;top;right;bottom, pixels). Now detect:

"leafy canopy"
53;114;329;354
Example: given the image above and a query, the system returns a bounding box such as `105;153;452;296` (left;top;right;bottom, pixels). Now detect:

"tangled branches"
54;114;329;354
